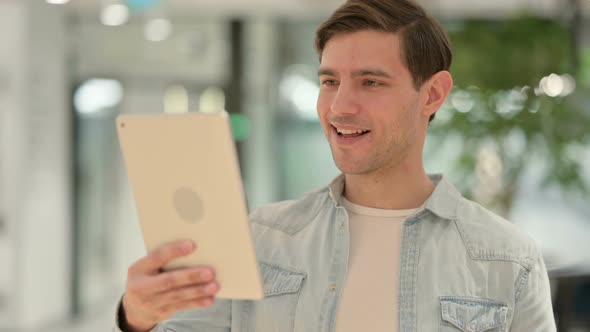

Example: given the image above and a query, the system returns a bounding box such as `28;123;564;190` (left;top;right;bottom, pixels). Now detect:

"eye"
321;79;338;86
364;80;381;87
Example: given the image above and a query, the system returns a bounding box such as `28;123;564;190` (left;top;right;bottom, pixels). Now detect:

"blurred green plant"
430;16;590;215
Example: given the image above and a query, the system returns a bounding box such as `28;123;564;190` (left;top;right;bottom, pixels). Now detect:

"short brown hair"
315;0;452;122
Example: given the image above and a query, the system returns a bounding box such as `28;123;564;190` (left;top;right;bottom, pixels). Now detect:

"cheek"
363;94;397;122
317;91;331;111
316;91;333;121
361;90;396;108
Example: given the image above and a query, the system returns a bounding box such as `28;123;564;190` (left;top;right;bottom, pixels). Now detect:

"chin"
331;149;367;173
333;159;372;175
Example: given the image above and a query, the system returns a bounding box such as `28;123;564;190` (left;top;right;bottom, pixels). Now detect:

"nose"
330;83;360;116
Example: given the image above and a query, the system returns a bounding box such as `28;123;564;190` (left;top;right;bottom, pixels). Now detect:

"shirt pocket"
439;296;509;332
241;262;306;332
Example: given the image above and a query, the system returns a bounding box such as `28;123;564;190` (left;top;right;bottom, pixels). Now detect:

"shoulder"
454;197;540;270
248;186;331;235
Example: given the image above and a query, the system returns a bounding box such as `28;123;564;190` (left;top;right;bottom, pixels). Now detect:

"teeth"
337;128;368;135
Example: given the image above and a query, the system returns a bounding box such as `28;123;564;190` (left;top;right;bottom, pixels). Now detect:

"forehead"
320;30;405;73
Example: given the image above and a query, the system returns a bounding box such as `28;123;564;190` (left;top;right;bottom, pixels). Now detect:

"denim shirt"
114;174;556;332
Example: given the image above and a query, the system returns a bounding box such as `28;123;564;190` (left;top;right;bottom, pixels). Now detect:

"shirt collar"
327;173;461;221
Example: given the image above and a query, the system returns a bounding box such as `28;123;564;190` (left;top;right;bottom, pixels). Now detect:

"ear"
422;71;453;119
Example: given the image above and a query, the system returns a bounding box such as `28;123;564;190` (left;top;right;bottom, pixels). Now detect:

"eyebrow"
318;68;337;77
318;68;393;79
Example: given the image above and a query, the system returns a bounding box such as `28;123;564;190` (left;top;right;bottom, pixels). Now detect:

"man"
115;0;557;331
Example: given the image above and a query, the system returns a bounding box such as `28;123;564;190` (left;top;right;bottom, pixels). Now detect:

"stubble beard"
331;137;411;176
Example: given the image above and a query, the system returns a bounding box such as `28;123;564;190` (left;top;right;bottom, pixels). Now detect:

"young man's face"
317;30;427;176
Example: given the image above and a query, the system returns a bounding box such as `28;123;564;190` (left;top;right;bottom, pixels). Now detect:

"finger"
159;296;216;317
143;266;216;294
149;282;219;308
129;240;195;276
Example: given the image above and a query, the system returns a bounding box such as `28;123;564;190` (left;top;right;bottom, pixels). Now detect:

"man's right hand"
121;240;220;332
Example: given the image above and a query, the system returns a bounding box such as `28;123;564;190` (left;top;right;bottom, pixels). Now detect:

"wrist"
119;297;155;332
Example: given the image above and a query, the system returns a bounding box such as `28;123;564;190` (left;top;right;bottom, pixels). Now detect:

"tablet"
116;111;263;300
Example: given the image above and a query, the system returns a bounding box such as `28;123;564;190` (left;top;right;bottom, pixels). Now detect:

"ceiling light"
145;18;172;42
100;4;129;26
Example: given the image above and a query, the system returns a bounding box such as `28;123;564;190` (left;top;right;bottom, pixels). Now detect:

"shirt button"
329;284;337;292
468;321;477;331
339;222;345;230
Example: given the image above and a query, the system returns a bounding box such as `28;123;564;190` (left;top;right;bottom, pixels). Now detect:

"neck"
343;161;435;210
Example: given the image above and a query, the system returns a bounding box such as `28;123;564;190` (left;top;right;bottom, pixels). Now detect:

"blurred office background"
0;0;589;331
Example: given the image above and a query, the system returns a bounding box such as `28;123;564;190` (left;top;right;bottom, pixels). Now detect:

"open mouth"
333;125;371;138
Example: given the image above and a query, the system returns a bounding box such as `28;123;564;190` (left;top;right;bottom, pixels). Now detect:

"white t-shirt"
334;197;418;332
